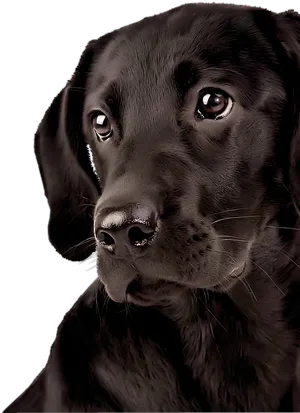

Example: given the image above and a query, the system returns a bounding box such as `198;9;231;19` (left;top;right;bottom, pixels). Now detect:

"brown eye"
196;88;233;120
92;112;112;141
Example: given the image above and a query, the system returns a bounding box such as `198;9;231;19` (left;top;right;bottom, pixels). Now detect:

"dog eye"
92;112;112;142
196;88;233;120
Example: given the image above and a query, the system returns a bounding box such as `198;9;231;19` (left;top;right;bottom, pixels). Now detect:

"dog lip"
228;262;246;278
125;279;165;305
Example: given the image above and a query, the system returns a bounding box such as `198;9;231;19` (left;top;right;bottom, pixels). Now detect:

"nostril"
127;225;155;247
97;231;116;251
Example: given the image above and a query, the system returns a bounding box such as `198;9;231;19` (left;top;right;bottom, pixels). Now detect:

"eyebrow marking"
102;81;122;120
173;60;201;93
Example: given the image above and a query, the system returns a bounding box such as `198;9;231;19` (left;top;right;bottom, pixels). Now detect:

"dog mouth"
135;261;247;301
103;261;248;306
99;228;252;305
125;278;184;306
101;251;250;304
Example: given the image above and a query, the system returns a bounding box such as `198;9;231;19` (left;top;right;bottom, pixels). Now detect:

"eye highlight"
91;111;112;142
196;88;234;120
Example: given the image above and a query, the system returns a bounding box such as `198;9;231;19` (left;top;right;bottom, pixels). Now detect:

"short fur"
4;3;300;412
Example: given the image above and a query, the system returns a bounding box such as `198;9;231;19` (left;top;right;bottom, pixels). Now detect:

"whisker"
78;203;97;209
217;276;230;291
281;182;292;196
218;235;248;239
266;225;300;232
215;249;257;301
79;253;97;264
203;289;210;303
70;206;95;221
250;259;286;296
78;260;97;273
102;293;110;313
190;289;198;307
119;299;132;318
218;236;300;271
214;248;239;267
197;295;227;331
208;316;220;355
94;279;101;321
63;237;96;255
206;207;249;218
86;264;97;272
68;86;86;92
238;276;258;302
218;237;247;242
218;237;286;296
125;302;131;319
202;289;225;337
211;215;264;225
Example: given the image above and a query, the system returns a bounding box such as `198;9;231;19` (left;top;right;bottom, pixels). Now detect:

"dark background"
0;0;300;409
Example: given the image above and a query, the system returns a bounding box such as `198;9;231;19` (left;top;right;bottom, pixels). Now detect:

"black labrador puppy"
4;3;300;412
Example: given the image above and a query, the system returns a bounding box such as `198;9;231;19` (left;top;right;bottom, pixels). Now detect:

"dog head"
35;4;300;305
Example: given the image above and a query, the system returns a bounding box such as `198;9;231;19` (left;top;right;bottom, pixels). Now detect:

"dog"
4;2;300;411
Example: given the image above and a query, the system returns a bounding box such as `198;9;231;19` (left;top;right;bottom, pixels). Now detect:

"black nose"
94;203;160;256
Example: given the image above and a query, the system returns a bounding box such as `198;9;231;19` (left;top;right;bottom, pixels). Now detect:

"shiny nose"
94;204;160;256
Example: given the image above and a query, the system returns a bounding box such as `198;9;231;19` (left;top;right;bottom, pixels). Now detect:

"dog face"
35;4;300;306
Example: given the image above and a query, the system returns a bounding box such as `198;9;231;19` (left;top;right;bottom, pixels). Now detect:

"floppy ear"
275;10;300;215
256;8;300;216
35;40;102;261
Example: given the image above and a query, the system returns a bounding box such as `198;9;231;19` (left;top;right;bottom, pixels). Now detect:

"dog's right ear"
252;9;300;217
35;39;105;261
275;11;300;216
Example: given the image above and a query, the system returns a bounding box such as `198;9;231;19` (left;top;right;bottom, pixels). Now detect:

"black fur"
4;3;300;411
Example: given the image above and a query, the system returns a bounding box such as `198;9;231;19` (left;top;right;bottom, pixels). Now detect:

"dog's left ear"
255;9;300;214
275;10;300;215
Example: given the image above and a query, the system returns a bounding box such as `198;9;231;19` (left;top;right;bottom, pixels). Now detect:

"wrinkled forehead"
87;5;279;105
